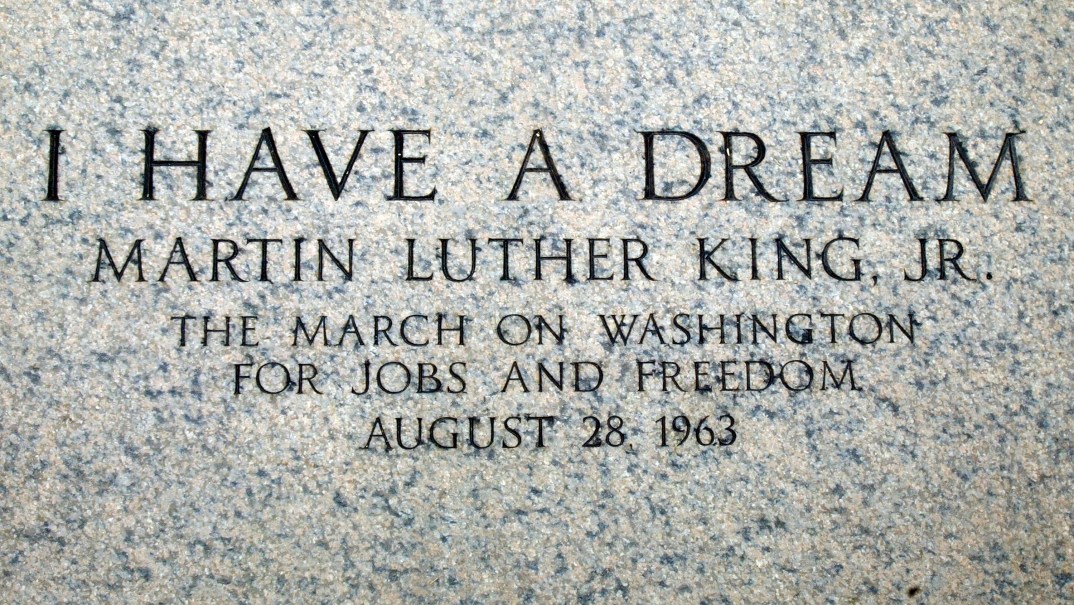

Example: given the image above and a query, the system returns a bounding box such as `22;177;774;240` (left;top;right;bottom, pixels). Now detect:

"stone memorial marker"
1;2;1072;602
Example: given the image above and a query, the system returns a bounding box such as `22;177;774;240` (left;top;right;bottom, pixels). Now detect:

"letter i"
45;129;63;201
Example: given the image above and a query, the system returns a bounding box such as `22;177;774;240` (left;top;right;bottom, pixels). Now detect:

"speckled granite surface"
2;1;1073;603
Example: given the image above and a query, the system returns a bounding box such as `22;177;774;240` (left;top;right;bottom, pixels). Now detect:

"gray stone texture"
1;1;1072;603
